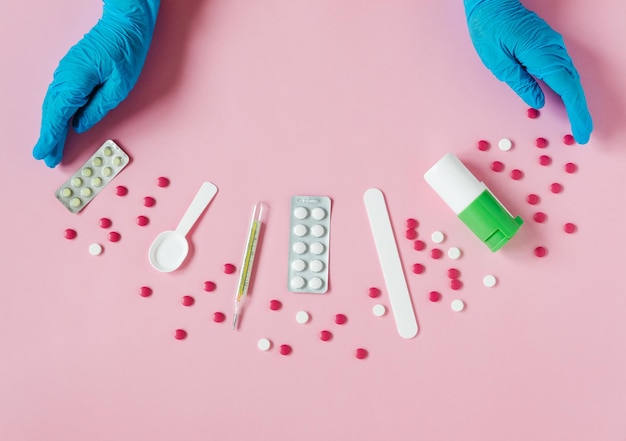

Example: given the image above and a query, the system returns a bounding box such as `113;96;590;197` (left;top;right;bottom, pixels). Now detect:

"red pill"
429;291;441;302
430;248;443;260
139;286;152;297
450;279;463;290
335;314;348;325
213;312;226;323
510;169;524;180
64;228;77;240
527;108;540;119
203;281;216;292
405;218;418;229
533;212;547;223
279;344;292;356
565;162;578;174
355;348;368;360
564;223;577;234
368;287;381;298
108;231;121;242
405;229;417;240
99;217;112;228
412;263;425;274
413;240;426;251
269;299;282;311
477;140;490;151
535;137;548;148
539;155;552;166
527;194;540;205
143;196;156;207
115;185;128;196
320;330;333;341
491;161;505;172
223;263;236;274
550;183;563;194
157;176;170;187
136;215;149;226
563;134;575;145
534;246;547;257
447;268;461;279
174;329;187;340
181;295;194;306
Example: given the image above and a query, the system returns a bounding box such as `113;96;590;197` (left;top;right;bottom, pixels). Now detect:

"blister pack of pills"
288;195;331;294
55;140;129;213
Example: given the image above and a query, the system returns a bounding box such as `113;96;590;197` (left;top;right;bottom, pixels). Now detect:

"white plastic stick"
364;188;418;339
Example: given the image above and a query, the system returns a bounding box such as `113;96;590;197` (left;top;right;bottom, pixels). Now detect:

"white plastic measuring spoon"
149;182;218;272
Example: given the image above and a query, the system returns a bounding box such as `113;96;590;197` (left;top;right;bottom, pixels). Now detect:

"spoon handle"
175;182;218;237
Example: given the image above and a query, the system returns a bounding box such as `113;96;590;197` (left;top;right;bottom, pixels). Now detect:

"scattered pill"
405;229;418;240
447;268;461;279
539;155;552;166
431;231;445;244
405;218;418;229
564;223;577;234
355;348;368;360
89;243;103;256
335;314;348;325
565;162;578;174
413;240;426;251
115;185;128;196
157;177;170;187
429;291;441;302
296;311;311;324
533;212;547;223
372;304;386;317
269;299;282;310
477;140;490;151
203;281;216;292
447;247;462;260
99;218;112;228
498;138;513;151
136;215;149;226
212;312;226;323
174;329;187;340
320;330;333;341
143;196;156;207
535;137;548;148
510;169;524;180
527;194;540;205
450;279;463;290
181;295;194;306
223;263;236;274
550;183;563;194
430;248;443;259
279;344;292;356
563;134;575;145
483;275;497;288
534;246;547;258
368;287;381;298
108;231;121;243
257;338;272;351
451;299;465;312
412;263;425;274
139;286;153;297
527;108;540;118
64;228;77;240
491;161;505;172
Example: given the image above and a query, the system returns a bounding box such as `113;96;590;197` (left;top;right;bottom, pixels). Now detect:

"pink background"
2;1;626;440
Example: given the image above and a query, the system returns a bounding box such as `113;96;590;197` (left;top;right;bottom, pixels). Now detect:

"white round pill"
291;259;306;272
89;243;103;256
451;299;465;312
447;246;462;260
257;338;271;351
310;224;325;237
295;311;310;324
431;231;445;244
309;259;324;273
373;304;387;317
483;274;497;288
311;207;326;220
310;242;325;255
293;224;308;237
498;138;513;151
293;206;308;219
308;277;324;290
292;242;307;254
290;276;306;290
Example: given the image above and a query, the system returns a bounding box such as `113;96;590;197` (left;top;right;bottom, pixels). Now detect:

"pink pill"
157;176;170;187
550;183;563;194
429;291;441;302
143;196;156;207
563;134;575;145
564;223;577;234
412;263;425;274
527;108;540;119
181;295;194;306
355;348;368;360
139;286;152;297
269;299;282;311
174;329;187;340
527;194;540;205
533;212;547;223
539;155;552;166
368;287;381;298
108;231;121;242
535;137;548;148
223;263;236;274
203;281;216;292
279;344;292;356
450;279;463;290
413;240;426;251
405;218;418;229
447;268;461;279
115;185;128;196
430;248;443;260
212;312;226;323
534;246;547;258
491;161;505;172
405;229;417;240
510;169;524;180
335;313;348;325
64;228;77;240
99;217;112;228
565;162;578;174
136;215;149;226
477;140;490;151
320;330;333;341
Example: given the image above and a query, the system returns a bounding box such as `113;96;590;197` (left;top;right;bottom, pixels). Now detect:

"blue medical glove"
464;0;592;144
33;0;160;167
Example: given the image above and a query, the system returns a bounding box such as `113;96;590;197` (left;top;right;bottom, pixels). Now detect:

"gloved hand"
464;0;592;144
33;0;160;167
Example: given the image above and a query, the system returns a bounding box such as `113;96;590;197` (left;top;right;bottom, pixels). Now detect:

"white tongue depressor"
363;188;418;339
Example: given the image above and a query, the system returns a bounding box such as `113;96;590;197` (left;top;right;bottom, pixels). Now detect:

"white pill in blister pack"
55;140;129;213
288;195;331;294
